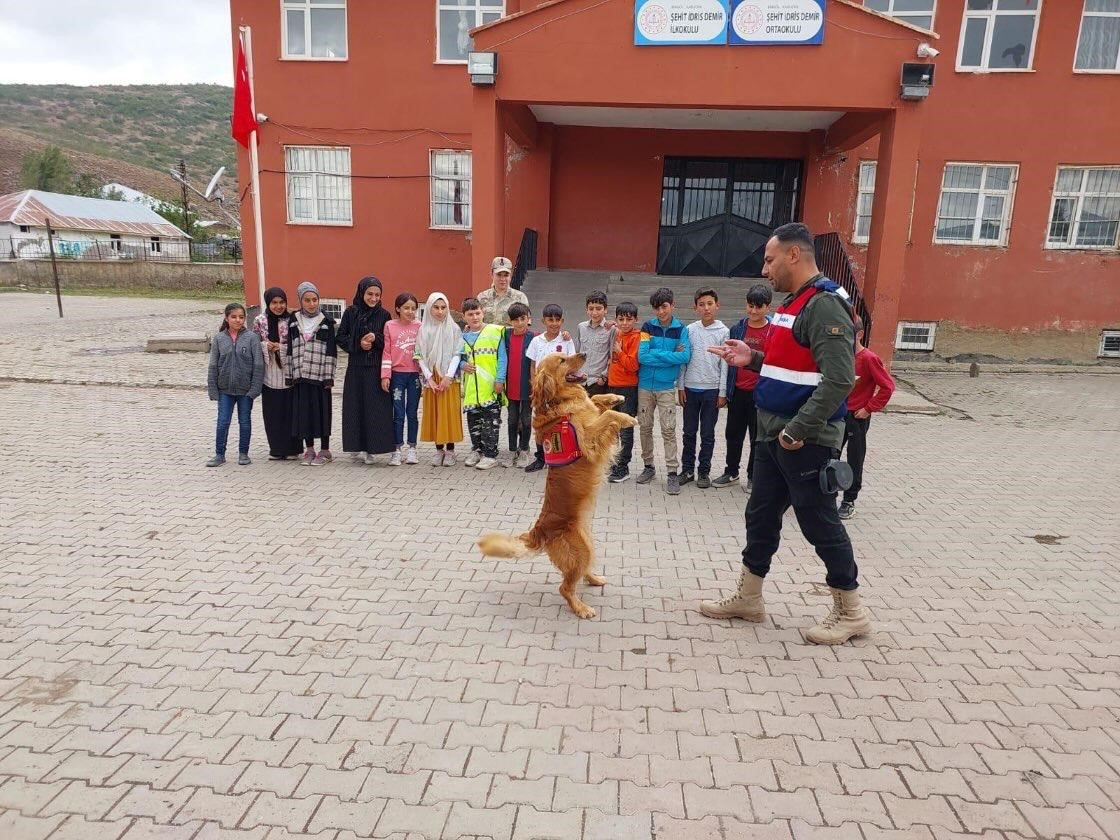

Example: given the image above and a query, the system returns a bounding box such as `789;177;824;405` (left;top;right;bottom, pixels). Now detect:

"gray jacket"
208;330;264;400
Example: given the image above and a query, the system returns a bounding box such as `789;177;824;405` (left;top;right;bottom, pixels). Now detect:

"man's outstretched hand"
707;338;753;368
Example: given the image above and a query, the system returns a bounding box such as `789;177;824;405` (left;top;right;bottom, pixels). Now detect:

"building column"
471;86;506;296
863;105;922;362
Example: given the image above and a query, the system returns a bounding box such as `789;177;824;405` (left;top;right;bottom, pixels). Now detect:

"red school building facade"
229;0;1120;362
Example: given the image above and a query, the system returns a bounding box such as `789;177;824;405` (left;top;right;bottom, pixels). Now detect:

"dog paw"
584;573;606;587
574;604;596;619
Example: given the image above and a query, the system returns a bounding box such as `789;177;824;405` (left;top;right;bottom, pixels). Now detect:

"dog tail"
477;532;534;558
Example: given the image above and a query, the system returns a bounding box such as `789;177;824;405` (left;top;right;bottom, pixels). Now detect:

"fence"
814;232;872;343
1;236;242;264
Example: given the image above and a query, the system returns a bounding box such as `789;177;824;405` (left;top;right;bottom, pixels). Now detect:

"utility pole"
178;159;192;239
45;217;63;318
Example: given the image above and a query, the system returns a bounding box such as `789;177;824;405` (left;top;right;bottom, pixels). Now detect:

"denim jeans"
216;393;253;457
681;388;719;476
391;372;421;447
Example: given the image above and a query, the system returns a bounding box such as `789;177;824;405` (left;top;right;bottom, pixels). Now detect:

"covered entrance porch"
469;0;935;360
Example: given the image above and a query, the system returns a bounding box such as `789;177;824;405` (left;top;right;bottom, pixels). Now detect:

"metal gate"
657;157;801;277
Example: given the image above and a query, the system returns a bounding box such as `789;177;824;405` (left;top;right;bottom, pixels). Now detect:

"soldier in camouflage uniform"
478;256;529;327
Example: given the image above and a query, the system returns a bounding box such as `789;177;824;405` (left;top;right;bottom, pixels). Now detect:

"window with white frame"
109;234;122;252
853;161;877;244
934;163;1017;245
895;321;937;351
864;0;936;30
319;298;347;323
1100;329;1120;357
1046;166;1120;249
430;150;472;229
282;0;347;60
285;146;352;225
1076;0;1120;71
958;0;1040;71
150;236;161;254
437;1;504;63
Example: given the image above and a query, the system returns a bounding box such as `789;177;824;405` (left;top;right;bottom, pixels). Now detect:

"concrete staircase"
519;269;770;325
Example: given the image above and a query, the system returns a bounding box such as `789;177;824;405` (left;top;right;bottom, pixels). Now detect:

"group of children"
207;274;894;515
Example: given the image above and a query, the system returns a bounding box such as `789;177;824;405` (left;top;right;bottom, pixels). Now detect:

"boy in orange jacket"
607;301;641;483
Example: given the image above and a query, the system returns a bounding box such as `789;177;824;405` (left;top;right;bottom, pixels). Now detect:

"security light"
468;51;497;85
900;62;935;101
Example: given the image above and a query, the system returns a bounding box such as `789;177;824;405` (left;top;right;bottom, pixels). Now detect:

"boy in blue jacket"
636;287;691;495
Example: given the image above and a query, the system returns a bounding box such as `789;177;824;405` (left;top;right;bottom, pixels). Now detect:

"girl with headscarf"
251;287;302;460
336;276;395;463
415;292;464;466
286;281;338;465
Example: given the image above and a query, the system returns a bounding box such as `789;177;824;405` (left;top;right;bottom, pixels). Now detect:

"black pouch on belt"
819;459;853;494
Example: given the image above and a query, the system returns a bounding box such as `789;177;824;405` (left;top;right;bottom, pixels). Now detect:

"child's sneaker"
500;450;516;468
464;450;481;467
206;455;225;468
430;449;445;467
405;447;418;465
516;450;532;468
524;457;545;473
608;465;630;483
476;456;498;470
666;472;681;495
238;453;251;466
838;500;856;519
677;471;694;486
711;472;739;488
319;450;333;463
636;465;655;484
310;452;328;466
696;474;711;489
444;450;457;466
389;448;402;466
300;449;315;466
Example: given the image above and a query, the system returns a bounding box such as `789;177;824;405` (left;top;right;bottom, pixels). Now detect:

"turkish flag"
231;38;258;148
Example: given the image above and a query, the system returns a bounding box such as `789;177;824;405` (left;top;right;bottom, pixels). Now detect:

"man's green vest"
462;324;506;409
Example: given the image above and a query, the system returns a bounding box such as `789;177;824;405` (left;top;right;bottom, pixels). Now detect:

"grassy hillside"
0;83;235;186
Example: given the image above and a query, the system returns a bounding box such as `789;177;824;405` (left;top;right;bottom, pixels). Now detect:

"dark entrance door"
657;157;801;277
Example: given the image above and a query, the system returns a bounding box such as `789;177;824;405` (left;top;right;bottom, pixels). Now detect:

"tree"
154;201;198;238
102;186;127;201
71;173;104;198
20;146;74;192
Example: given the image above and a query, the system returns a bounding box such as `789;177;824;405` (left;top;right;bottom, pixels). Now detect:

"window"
1076;0;1120;71
284;146;353;225
319;298;346;322
430;150;472;229
1100;330;1120;357
109;234;122;252
853;161;877;244
895;321;937;351
437;1;504;63
18;224;29;233
282;0;347;60
864;0;936;30
934;163;1017;245
958;0;1040;71
1046;166;1120;249
149;237;161;254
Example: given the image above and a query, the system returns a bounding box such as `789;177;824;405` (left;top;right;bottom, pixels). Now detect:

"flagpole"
240;25;267;308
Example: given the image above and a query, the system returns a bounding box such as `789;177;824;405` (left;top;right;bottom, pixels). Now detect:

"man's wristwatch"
779;429;801;446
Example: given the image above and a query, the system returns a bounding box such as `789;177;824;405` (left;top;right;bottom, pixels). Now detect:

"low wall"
0;259;244;294
895;321;1119;366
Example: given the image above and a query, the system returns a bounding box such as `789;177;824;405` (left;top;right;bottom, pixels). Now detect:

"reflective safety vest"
542;416;581;467
462;324;506;409
753;277;851;422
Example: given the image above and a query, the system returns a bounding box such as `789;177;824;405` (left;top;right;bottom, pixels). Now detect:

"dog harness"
542;416;582;467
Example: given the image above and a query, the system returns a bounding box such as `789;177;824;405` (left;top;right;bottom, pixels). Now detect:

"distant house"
0;189;190;261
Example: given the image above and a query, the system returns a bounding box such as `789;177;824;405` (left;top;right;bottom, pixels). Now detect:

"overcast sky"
0;0;233;86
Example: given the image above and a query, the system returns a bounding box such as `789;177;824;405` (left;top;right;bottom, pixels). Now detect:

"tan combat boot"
805;588;872;645
699;569;765;621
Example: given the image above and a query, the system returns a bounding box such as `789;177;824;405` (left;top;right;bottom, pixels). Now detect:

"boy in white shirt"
522;304;576;472
676;287;729;488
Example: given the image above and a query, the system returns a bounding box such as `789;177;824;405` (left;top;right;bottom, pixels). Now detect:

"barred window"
1076;0;1120;71
430;150;472;229
284;146;352;226
282;0;347;60
864;0;936;30
934;163;1017;246
437;1;505;62
853;161;877;245
1046;166;1120;249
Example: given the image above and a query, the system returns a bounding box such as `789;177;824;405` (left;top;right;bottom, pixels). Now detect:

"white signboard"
729;0;826;45
634;0;730;46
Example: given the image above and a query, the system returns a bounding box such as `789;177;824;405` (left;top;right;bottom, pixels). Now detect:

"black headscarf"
263;287;288;342
354;275;389;337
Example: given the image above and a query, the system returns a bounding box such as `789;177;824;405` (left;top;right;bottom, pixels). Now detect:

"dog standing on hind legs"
478;353;638;618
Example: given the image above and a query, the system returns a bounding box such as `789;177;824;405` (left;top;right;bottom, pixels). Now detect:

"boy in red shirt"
713;283;773;491
840;315;896;519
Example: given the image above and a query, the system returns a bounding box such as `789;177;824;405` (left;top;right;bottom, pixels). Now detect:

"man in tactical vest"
699;223;872;645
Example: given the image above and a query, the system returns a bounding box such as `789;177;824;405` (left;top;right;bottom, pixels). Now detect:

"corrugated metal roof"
0;189;188;238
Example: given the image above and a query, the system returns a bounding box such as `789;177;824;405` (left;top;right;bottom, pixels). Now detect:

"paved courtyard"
0;293;1118;840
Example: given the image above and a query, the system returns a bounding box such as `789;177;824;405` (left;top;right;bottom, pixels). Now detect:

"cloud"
0;0;233;86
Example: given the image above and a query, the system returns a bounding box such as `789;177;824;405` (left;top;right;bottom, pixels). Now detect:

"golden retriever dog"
478;353;638;618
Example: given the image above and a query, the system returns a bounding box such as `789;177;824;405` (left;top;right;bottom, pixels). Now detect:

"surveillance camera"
917;42;940;59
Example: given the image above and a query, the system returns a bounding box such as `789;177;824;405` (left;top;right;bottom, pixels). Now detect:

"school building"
228;0;1120;362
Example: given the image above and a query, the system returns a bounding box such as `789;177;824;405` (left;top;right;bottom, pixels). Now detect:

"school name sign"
634;0;825;46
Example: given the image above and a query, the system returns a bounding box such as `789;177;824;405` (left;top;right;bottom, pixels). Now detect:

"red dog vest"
542;416;581;467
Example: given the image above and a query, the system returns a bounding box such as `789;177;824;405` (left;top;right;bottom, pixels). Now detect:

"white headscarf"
415;292;462;376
